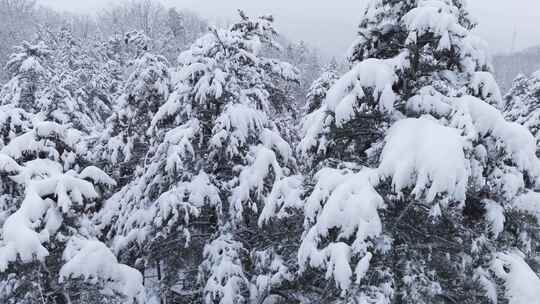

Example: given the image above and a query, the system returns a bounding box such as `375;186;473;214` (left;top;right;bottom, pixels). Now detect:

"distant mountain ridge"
494;45;540;93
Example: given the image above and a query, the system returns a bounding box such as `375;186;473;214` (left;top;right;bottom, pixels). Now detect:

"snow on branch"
0;159;103;268
379;117;469;203
200;234;249;304
403;0;467;50
299;167;383;291
452;95;540;177
492;252;540;304
60;237;145;303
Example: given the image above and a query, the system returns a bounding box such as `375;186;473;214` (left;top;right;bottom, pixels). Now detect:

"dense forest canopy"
0;0;540;304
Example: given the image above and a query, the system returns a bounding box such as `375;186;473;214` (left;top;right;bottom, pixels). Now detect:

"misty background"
2;0;539;91
37;0;540;57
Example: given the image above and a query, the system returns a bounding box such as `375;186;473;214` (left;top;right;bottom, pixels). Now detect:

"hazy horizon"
37;0;540;58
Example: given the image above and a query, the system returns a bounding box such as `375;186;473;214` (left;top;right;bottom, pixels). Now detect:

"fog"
38;0;540;57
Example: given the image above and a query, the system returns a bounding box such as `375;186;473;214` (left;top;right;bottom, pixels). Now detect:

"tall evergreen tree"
98;34;171;186
36;28;105;132
97;11;300;303
504;70;540;143
1;32;115;134
0;41;52;112
0;116;143;304
305;62;339;115
299;1;540;303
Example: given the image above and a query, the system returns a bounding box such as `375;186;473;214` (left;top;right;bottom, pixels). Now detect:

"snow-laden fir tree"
0;109;143;303
0;104;33;219
299;1;540;303
305;62;339;115
97;33;171;186
35;28;111;133
97;11;301;303
90;35;130;106
159;7;211;64
504;70;540;143
1;32;115;134
0;105;33;149
283;41;322;108
0;41;52;112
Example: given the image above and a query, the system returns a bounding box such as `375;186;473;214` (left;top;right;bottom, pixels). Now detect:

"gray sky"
38;0;540;57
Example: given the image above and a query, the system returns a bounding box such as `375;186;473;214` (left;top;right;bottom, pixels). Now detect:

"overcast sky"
37;0;540;57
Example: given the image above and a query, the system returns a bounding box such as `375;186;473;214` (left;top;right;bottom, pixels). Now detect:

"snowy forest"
1;0;540;303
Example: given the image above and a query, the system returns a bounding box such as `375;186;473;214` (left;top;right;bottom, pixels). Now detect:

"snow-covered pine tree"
0;105;33;149
297;63;341;168
0;41;52;112
0;114;143;303
299;1;540;303
35;30;99;133
305;62;339;115
97;11;301;303
92;36;129;106
275;41;322;120
45;27;114;131
505;74;532;122
98;32;171;186
0;105;33;235
1;31;114;135
504;70;540;143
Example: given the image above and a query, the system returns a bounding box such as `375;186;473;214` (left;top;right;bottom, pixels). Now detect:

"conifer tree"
505;71;540;142
0;41;52;112
98;11;300;303
46;27;115;131
98;33;171;185
299;1;540;303
305;62;339;114
0;117;143;304
1;32;114;134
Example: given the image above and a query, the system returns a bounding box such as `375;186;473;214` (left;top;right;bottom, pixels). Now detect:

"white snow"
34;121;81;148
201;234;248;304
210;103;268;155
484;199;505;238
379;117;469;203
261;128;293;163
474;268;498;304
60;237;145;303
514;192;540;223
470;72;503;109
406;87;453;117
492;252;540;304
162;119;200;173
0;154;21;174
0;105;33;148
325;58;398;121
80;166;116;187
1;131;52;160
452;95;540;177
0;188;50;269
460;34;492;73
402;0;466;50
19;56;46;74
1;4;537;304
102;170;221;253
299;167;383;291
298;106;332;157
0;156;110;273
258;175;303;226
153;172;220;230
230;145;284;221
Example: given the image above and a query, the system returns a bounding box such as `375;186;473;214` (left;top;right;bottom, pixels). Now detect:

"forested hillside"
1;0;540;304
494;46;540;92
